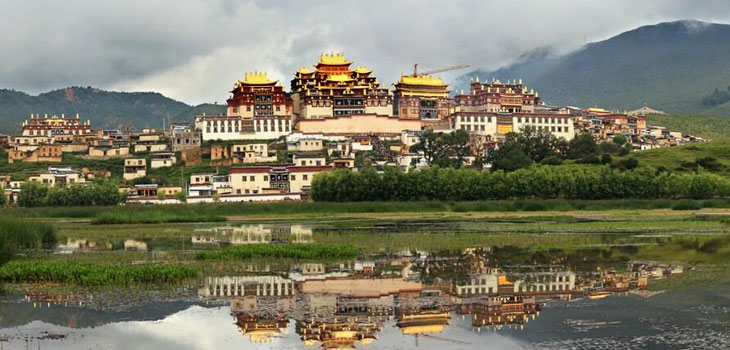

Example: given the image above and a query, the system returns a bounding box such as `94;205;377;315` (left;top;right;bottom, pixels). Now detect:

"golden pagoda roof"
298;67;314;74
327;74;355;82
238;72;277;85
319;53;352;65
354;66;372;74
398;75;448;87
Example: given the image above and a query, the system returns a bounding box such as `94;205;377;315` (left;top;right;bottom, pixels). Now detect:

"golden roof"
354;66;372;74
327;74;354;82
398;75;448;87
298;67;314;74
319;53;352;65
239;72;276;85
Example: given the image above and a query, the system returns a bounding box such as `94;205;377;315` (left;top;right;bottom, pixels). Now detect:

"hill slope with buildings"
458;20;730;115
0;87;190;134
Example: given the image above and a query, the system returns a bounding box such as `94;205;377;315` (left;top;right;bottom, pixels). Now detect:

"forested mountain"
456;20;730;115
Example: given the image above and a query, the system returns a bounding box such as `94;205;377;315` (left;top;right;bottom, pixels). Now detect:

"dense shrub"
311;165;730;202
17;180;125;207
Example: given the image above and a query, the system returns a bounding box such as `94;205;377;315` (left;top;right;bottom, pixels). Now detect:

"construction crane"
411;64;470;77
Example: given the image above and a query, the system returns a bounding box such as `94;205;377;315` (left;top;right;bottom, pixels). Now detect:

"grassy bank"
11;199;730;221
91;211;226;225
195;244;358;260
0;217;56;265
0;260;197;286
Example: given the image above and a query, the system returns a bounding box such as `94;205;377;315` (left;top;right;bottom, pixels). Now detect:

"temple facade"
290;53;392;120
196;72;293;141
21;113;92;137
455;78;541;113
392;75;451;121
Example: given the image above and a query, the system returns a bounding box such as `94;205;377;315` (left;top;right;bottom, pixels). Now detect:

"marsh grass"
91;211;226;225
10;199;730;222
0;217;56;265
0;260;197;286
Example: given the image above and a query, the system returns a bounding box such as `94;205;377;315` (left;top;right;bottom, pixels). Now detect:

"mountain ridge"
456;20;730;115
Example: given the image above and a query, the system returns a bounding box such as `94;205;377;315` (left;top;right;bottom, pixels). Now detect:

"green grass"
195;244;358;260
647;114;730;141
91;211;226;225
0;260;197;286
630;139;730;175
12;199;730;221
0;217;56;265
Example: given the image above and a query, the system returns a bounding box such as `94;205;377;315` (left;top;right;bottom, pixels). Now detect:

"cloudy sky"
1;0;729;105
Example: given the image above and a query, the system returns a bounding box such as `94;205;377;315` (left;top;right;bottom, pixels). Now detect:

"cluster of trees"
701;85;730;107
488;127;633;171
310;165;730;202
17;180;126;207
410;130;472;168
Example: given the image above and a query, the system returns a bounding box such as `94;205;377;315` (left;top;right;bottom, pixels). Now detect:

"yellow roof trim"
319;53;352;65
398;75;448;87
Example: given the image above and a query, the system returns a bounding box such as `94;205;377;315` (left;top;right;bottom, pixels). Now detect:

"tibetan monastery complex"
194;52;579;142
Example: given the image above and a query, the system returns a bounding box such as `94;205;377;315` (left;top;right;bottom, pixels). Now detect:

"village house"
28;166;86;187
8;144;63;163
171;126;201;151
231;143;276;163
287;138;324;152
123;158;147;181
150;152;177;168
292;154;326;167
228;164;332;195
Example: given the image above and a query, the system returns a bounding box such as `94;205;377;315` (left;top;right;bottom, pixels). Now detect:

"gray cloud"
1;0;729;104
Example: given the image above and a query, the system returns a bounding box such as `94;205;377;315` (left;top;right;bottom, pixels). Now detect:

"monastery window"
249;176;255;181
303;175;308;181
264;176;269;181
517;117;522;123
558;127;563;132
480;125;485;131
291;175;295;181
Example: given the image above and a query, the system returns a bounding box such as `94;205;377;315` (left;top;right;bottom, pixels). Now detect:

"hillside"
172;103;226;123
458;20;730;115
0;87;191;134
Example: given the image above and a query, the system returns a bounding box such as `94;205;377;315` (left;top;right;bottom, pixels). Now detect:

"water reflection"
192;224;313;245
186;249;685;348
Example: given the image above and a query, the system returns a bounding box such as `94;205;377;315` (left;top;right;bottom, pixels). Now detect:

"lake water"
1;220;729;349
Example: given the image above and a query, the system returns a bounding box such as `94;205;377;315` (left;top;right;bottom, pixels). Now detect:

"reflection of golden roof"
401;324;447;334
327;74;354;82
242;329;281;343
239;72;276;85
319;53;352;65
498;275;513;285
398;75;448;87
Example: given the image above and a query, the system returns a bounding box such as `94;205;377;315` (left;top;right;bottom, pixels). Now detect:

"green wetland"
0;206;729;349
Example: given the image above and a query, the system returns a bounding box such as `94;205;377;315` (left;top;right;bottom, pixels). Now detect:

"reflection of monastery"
191;224;313;245
193;253;682;348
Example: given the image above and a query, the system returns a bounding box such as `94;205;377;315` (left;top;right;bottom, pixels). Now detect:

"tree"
17;181;48;207
410;130;445;166
492;149;532;172
174;190;187;203
0;187;5;206
212;193;221;203
443;129;471;168
157;190;167;201
567;133;599;159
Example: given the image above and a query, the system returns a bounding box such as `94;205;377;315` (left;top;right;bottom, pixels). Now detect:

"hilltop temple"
195;72;293;141
392;75;451;121
290;53;392;120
